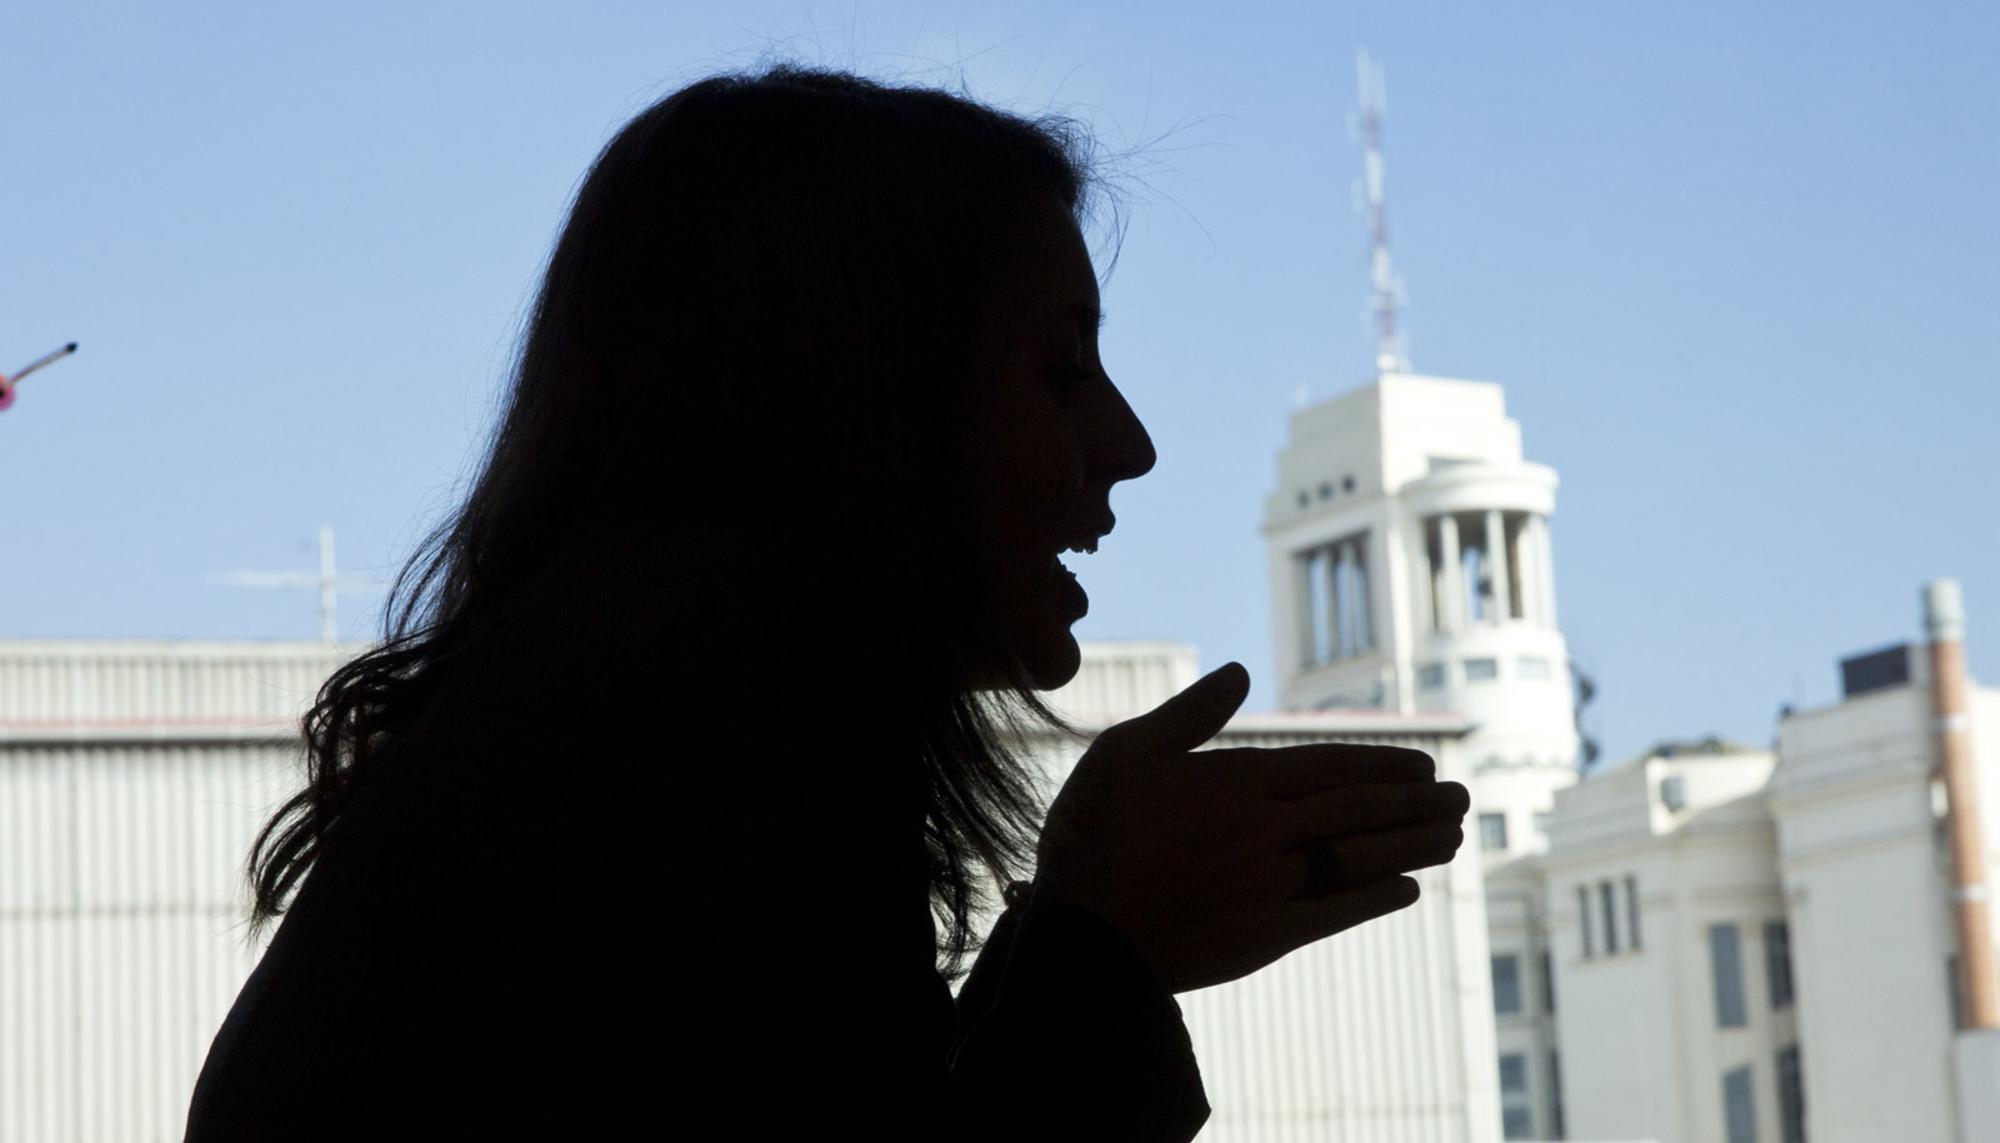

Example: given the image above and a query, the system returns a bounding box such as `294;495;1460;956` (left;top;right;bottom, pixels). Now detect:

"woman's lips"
1050;555;1088;616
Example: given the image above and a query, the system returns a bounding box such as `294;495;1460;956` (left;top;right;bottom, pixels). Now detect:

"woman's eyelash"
1047;363;1096;392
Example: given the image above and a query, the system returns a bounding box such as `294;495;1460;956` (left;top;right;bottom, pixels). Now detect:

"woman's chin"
966;626;1081;693
1019;626;1082;691
969;575;1088;691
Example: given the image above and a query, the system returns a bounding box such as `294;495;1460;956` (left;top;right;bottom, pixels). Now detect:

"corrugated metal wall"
1;642;350;1143
0;641;341;731
1178;728;1490;1143
1179;868;1474;1142
1041;642;1201;726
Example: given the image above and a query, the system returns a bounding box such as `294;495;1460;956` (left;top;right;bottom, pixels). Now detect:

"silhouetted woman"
185;65;1470;1141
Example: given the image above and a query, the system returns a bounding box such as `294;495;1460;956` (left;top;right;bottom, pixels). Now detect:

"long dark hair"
246;65;1113;980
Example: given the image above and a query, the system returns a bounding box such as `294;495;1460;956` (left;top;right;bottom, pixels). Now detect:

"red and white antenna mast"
1356;51;1410;376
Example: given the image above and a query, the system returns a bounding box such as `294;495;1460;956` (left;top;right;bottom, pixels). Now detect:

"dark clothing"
184;526;1210;1140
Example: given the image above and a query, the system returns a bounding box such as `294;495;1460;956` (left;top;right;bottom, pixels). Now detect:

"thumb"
1101;661;1250;757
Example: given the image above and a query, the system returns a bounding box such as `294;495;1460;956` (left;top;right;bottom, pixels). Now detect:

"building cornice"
0;720;300;745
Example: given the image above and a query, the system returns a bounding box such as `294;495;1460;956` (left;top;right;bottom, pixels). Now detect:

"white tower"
1263;376;1580;857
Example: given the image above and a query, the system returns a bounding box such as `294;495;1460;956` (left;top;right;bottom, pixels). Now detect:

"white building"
1765;613;2000;1143
1532;586;2000;1143
1532;740;1794;1143
1266;372;1588;1141
1261;365;2000;1143
1265;374;1579;878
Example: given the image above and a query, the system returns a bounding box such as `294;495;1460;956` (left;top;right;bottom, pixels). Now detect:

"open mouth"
1047;518;1112;604
1053;533;1100;577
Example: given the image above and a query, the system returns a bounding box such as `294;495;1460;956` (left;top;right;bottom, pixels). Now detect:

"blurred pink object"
0;342;78;412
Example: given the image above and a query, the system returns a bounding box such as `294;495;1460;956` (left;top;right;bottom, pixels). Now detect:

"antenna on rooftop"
1354;51;1410;377
216;526;385;643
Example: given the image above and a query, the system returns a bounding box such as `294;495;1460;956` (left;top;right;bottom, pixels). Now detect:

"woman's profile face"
961;205;1157;691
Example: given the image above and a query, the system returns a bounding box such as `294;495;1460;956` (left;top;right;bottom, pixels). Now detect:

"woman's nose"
1095;378;1157;485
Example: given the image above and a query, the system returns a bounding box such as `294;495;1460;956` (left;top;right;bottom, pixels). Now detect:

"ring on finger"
1298;836;1349;899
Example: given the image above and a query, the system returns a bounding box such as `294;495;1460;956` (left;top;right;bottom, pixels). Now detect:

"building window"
1548;1050;1565;1139
1764;920;1793;1009
1464;657;1499;682
1303;533;1374;664
1601;881;1620;953
1492;953;1523;1015
1776;1045;1805;1143
1517;655;1552;680
1499;1053;1533;1140
1479;812;1509;852
1711;923;1748;1028
1297;490;1310;509
1342;474;1356;492
1318;481;1333;500
1722;1064;1757;1143
1627;875;1643;951
1541;950;1556;1013
1578;886;1595;959
1416;662;1446;689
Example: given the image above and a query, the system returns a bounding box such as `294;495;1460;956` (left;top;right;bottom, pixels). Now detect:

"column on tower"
1291;549;1315;666
1515;514;1541;626
1346;535;1372;652
1533;514;1559;628
1487;509;1511;624
1417;519;1438;636
1437;513;1461;634
1505;513;1527;621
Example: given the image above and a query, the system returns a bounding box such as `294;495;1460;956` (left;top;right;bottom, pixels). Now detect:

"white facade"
1533;632;2000;1143
1537;744;1796;1143
1765;644;2000;1143
1483;857;1565;1141
0;640;353;1143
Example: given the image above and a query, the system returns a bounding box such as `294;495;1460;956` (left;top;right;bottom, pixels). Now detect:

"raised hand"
1033;662;1471;994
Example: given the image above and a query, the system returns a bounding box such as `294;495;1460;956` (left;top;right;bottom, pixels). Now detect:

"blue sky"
5;1;1996;767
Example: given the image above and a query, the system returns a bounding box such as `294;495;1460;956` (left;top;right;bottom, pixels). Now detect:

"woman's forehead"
985;211;1101;327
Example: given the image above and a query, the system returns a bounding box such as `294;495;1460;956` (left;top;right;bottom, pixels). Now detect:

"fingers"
1208;743;1434;800
1276;875;1422;949
1276;781;1470;847
1310;819;1465;886
1096;661;1250;757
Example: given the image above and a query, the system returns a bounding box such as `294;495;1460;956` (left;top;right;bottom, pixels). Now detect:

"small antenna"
1355;52;1410;377
217;526;385;642
0;342;79;412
